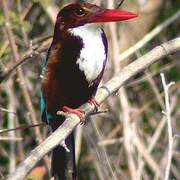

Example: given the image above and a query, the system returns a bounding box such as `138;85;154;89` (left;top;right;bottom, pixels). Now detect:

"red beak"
89;9;138;23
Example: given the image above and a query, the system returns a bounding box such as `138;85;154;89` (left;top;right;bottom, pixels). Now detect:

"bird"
41;1;137;179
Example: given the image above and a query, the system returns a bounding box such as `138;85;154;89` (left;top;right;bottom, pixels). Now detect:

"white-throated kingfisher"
41;1;137;179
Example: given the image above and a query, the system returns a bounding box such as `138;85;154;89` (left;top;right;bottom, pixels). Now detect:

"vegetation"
0;0;179;179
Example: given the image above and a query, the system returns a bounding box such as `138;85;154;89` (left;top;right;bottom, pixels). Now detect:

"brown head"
54;2;137;35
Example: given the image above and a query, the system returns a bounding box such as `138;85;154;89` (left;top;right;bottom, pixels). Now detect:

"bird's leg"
61;98;99;125
61;106;85;125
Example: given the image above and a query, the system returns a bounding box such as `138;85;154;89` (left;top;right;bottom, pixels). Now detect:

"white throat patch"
70;25;106;83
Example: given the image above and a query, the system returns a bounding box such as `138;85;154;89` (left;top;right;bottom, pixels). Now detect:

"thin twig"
103;83;178;143
0;107;17;115
126;61;179;87
145;71;164;109
6;80;17;173
98;138;123;146
160;73;175;180
0;43;49;83
93;120;117;179
118;9;180;62
116;0;125;9
0;123;45;135
133;132;163;178
0;136;23;141
134;82;179;117
136;95;177;179
107;1;137;178
75;125;83;164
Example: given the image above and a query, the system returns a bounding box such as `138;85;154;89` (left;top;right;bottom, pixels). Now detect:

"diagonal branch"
7;37;180;180
118;9;180;62
0;41;50;84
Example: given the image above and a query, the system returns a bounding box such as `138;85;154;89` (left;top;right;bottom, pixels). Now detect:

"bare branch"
7;38;180;180
116;0;125;9
0;107;16;115
0;136;22;141
0;42;50;84
118;9;180;62
160;73;175;180
1;0;50;170
0;123;45;135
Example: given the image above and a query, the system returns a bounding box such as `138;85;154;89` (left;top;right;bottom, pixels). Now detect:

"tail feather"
51;117;76;180
52;145;66;179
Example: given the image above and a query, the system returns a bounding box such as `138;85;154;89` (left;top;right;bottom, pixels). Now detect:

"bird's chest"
70;26;106;84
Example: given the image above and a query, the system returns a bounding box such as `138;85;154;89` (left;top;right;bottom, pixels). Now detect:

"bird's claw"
61;106;86;125
88;98;99;112
60;99;99;125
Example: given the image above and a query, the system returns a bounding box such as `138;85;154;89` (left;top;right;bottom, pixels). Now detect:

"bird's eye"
74;8;85;16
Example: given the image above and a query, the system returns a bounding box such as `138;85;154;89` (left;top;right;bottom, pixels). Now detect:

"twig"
0;136;23;141
98;138;123;146
126;61;179;87
92;119;117;180
134;82;179;117
107;1;137;178
116;0;125;9
37;0;59;23
1;0;50;169
118;9;180;62
0;123;45;135
7;38;180;180
145;71;164;109
136;96;177;179
75;125;83;164
0;107;17;115
121;88;137;179
160;73;175;180
102;83;178;143
0;168;5;180
6;80;17;173
0;43;49;84
133;132;163;178
104;124;121;140
0;1;33;59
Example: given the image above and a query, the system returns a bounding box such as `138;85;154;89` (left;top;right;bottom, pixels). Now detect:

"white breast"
70;25;106;83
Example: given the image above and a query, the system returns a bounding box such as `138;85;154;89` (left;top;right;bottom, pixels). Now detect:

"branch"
1;0;50;170
0;42;50;84
7;38;180;180
118;9;180;62
160;74;175;180
0;123;45;135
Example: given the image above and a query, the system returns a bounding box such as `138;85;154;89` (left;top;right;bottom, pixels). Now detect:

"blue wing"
40;45;53;124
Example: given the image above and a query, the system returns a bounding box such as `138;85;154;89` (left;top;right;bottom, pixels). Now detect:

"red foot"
88;98;99;112
62;106;85;125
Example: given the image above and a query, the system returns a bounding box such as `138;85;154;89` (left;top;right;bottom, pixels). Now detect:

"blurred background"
0;0;179;179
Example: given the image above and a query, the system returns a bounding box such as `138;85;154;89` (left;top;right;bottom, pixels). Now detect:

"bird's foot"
62;106;86;125
88;98;99;112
